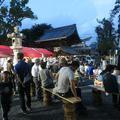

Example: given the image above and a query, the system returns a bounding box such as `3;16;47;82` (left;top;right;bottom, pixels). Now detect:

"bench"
89;85;105;92
88;85;105;105
89;85;120;105
41;87;81;120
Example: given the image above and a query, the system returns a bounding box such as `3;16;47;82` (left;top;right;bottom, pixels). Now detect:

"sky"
22;0;116;45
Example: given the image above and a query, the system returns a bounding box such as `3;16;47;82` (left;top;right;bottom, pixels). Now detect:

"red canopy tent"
35;48;54;57
0;45;53;58
22;47;42;58
0;45;13;58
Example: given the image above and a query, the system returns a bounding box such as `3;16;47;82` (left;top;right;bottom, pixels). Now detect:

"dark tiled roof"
61;46;79;55
36;24;79;42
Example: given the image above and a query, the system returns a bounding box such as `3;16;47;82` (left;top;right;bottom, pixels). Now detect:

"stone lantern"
7;26;25;65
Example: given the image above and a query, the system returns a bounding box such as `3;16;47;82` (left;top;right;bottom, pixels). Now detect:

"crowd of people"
0;53;120;120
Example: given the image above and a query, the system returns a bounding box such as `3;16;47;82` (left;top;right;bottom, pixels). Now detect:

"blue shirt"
87;65;94;75
14;60;30;81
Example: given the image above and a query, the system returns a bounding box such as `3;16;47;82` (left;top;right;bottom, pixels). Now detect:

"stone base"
63;100;76;120
43;90;52;106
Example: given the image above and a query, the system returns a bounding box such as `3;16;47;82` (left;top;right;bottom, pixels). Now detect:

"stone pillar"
11;46;22;65
7;26;25;65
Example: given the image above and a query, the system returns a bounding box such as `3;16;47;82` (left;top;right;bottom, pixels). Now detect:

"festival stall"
0;45;54;58
0;45;13;58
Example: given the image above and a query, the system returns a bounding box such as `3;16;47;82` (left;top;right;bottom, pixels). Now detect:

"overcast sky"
22;0;116;44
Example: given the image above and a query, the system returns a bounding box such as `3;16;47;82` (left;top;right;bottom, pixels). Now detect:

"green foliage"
95;18;116;55
0;0;37;45
0;0;5;6
21;23;53;46
110;0;120;45
31;24;52;40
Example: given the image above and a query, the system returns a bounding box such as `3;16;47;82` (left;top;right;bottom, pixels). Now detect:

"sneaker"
20;109;29;114
13;91;16;96
2;117;8;120
27;107;32;112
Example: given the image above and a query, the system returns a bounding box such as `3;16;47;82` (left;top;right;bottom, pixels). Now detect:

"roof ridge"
35;23;81;45
46;24;76;32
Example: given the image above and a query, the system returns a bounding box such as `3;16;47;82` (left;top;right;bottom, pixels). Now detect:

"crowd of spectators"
0;54;120;120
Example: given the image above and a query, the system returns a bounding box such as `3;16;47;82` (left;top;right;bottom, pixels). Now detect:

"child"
0;71;13;120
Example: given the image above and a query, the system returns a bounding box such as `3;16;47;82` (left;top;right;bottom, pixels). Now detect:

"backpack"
44;70;54;88
103;73;119;93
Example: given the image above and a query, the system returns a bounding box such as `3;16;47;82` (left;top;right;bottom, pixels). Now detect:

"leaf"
0;6;8;16
0;0;37;44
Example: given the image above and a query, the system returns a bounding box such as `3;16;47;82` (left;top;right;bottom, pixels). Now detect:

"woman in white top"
31;59;41;100
39;62;54;88
93;66;102;80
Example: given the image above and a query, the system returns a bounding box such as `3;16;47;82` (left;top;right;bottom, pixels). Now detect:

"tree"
30;23;53;41
0;0;37;45
0;0;5;6
95;18;116;55
21;23;53;47
89;41;98;50
110;0;120;47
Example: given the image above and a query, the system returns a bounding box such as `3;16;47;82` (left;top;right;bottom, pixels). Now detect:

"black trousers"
10;74;16;93
112;94;120;106
58;88;86;113
18;81;31;111
58;88;81;98
1;95;11;120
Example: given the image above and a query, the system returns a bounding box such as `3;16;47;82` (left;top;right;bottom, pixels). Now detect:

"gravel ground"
0;80;120;120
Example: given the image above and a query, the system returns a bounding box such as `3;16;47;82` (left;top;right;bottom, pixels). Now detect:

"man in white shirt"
31;59;41;100
55;59;87;115
79;62;85;75
57;66;74;94
56;58;80;100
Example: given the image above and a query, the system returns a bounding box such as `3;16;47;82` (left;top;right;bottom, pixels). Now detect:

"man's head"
17;52;24;60
40;62;46;69
35;58;40;65
71;60;79;71
59;58;68;67
7;58;13;63
105;64;115;73
2;71;10;81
